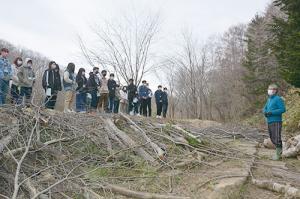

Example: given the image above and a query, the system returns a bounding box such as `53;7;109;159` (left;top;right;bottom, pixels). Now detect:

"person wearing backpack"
42;61;62;109
17;58;35;107
63;63;76;112
76;68;87;113
0;48;12;105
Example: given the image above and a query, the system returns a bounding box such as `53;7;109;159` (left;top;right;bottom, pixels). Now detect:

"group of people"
0;47;169;118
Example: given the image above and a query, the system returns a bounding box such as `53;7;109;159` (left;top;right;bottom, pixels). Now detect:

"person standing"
113;84;121;113
146;83;153;117
87;67;100;112
0;48;12;105
98;70;109;113
127;78;137;115
120;86;128;113
11;57;23;104
76;68;87;113
108;73;117;113
263;84;286;160
162;87;169;118
138;80;148;116
154;85;163;118
42;61;62;109
17;58;35;107
63;63;76;112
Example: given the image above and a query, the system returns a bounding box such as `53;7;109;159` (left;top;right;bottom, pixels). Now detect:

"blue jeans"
109;96;115;112
162;103;168;118
19;87;32;106
76;92;87;112
114;100;120;113
0;79;9;105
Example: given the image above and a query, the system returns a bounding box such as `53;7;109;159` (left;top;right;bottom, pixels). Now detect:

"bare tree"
78;12;160;86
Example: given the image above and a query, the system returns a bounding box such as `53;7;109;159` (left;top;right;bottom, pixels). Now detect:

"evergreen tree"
272;0;300;87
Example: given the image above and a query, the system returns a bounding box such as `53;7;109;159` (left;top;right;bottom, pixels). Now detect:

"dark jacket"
76;74;87;93
138;85;148;98
162;91;168;104
127;83;137;99
42;68;62;93
108;79;117;97
87;72;100;92
154;90;163;104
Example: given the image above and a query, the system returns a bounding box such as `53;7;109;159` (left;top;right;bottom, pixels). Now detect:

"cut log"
252;179;300;198
282;135;300;158
83;188;105;199
102;118;156;163
120;113;165;159
0;119;18;154
103;183;190;199
263;138;275;149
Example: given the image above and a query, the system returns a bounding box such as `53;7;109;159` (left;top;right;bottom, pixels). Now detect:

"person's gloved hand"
264;112;272;117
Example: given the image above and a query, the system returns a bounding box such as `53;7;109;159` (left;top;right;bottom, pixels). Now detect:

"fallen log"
102;118;156;163
282;135;300;158
252;179;300;198
103;183;190;199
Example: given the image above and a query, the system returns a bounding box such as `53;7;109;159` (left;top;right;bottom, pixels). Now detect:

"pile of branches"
0;105;256;199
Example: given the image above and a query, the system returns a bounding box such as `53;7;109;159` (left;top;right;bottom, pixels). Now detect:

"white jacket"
120;90;128;102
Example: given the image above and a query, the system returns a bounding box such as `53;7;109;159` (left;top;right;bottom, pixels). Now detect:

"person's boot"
272;147;282;161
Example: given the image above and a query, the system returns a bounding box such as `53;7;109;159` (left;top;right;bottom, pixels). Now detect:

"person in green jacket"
263;84;286;160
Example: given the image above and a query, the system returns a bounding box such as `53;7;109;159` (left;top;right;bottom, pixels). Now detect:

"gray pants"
268;122;282;147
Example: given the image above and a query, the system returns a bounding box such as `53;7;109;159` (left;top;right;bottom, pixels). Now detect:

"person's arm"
63;71;73;83
271;97;286;115
108;80;113;91
17;67;24;83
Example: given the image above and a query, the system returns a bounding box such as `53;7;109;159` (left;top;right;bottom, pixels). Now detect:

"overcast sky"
0;0;270;71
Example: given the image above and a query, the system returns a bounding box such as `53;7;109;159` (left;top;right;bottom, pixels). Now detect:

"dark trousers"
162;103;168;118
109;96;115;112
76;92;87;112
90;90;98;110
45;94;58;109
11;84;20;104
146;98;152;117
140;98;148;116
0;79;9;105
268;122;282;147
128;97;134;113
156;102;163;116
114;100;120;113
19;87;32;106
